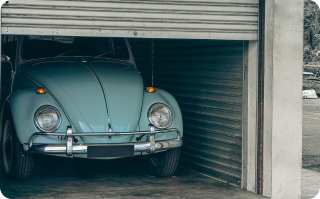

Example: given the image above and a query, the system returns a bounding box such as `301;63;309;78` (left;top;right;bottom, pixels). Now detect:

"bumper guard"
27;124;182;157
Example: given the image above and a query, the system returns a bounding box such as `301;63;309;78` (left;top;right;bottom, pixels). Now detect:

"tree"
304;0;320;63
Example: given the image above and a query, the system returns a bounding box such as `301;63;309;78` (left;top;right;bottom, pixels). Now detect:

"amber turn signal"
36;88;46;94
146;87;155;93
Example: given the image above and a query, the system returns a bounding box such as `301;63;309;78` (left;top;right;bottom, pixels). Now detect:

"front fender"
5;88;71;144
138;88;183;141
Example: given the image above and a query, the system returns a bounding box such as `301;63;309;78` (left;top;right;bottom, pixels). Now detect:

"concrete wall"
263;0;303;198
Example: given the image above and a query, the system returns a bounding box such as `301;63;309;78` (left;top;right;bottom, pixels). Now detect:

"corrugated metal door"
153;39;243;186
2;0;258;40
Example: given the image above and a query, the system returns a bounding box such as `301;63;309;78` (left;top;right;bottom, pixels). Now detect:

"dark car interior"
22;36;129;61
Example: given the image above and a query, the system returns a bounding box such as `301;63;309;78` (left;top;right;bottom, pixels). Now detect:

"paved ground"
303;98;320;199
303;98;320;171
302;98;320;173
302;168;320;199
2;99;319;198
0;156;267;199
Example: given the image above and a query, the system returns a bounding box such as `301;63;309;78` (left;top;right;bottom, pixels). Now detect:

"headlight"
148;103;173;129
34;105;61;132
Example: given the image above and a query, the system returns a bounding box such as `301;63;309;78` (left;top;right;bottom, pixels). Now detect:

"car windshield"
22;36;129;61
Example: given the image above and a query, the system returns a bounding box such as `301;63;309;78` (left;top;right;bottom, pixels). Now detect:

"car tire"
2;114;34;181
145;147;181;177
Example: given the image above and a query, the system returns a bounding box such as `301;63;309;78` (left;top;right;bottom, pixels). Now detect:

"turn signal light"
146;87;155;93
36;88;46;94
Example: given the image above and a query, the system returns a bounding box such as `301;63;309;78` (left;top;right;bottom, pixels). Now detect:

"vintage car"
1;36;183;181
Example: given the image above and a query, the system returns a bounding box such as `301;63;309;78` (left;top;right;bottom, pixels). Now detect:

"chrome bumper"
27;125;182;157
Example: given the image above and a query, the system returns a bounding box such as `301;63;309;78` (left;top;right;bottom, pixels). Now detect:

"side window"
112;38;129;60
91;37;111;54
1;36;16;105
2;41;17;66
2;42;12;56
10;41;17;66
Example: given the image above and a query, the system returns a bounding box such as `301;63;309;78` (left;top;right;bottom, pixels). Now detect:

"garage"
0;0;303;198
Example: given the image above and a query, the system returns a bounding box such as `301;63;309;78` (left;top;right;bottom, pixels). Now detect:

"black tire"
145;147;181;177
2;114;34;181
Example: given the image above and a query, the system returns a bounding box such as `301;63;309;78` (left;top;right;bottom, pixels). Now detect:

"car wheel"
2;115;34;181
145;147;181;177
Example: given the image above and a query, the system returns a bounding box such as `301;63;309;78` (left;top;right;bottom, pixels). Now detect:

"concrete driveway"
0;155;267;199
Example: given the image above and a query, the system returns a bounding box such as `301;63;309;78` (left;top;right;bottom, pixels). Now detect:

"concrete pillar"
263;0;303;198
242;41;258;193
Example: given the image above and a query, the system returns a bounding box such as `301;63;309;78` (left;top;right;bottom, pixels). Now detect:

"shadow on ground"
0;155;266;199
303;155;320;171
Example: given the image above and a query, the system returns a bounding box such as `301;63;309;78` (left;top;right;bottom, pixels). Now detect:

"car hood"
20;60;144;140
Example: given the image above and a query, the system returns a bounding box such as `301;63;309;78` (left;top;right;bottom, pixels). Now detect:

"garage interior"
0;38;247;198
129;38;243;186
1;0;290;198
1;156;267;199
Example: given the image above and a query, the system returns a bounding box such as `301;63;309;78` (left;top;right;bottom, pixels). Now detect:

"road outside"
303;99;320;171
303;98;320;199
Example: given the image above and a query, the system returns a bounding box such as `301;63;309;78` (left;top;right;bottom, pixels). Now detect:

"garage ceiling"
1;0;258;40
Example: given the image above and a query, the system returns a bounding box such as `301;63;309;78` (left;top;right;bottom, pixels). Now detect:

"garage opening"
1;35;244;187
0;0;256;192
129;38;243;186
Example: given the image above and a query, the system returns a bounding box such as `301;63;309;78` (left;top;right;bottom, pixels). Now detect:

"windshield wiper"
53;50;115;60
53;50;75;59
93;51;114;59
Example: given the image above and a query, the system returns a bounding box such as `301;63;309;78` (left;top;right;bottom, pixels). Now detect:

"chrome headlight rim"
34;105;61;133
148;103;173;129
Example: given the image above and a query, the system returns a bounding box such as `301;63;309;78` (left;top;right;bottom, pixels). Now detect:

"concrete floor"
2;99;319;198
0;155;267;199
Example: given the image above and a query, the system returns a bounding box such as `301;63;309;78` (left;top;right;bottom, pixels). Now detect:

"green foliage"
303;66;320;92
304;66;320;77
304;0;320;63
303;79;320;92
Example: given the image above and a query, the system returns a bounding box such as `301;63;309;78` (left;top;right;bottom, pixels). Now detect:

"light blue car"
1;36;183;181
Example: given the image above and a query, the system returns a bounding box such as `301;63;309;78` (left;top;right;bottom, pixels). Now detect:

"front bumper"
26;124;182;157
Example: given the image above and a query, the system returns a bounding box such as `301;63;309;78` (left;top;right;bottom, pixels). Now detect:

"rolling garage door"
129;39;243;186
153;39;243;186
1;0;258;40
